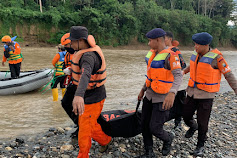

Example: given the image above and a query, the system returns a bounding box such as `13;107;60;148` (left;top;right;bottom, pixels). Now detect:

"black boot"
193;146;205;157
136;146;156;158
162;133;174;156
185;124;198;138
174;116;182;129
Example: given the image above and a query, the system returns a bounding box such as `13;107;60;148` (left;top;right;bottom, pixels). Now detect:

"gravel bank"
0;91;236;158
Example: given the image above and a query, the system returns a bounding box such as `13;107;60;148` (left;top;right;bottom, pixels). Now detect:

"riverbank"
0;91;236;158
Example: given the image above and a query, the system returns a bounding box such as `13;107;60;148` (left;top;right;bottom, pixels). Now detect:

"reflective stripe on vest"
5;42;22;61
145;48;174;94
71;45;106;90
188;49;222;92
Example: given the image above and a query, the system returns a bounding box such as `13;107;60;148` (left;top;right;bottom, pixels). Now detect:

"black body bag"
97;90;186;138
97;101;142;138
167;89;186;121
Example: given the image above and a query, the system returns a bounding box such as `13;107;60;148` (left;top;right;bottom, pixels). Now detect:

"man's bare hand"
2;62;5;66
138;89;145;101
162;92;175;110
9;45;14;51
72;96;85;116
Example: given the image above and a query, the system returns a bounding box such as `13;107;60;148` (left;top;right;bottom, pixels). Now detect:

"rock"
49;128;56;132
215;140;223;146
113;142;118;147
120;147;126;152
61;154;70;158
215;153;222;158
33;145;40;150
119;143;126;148
182;125;189;131
65;127;72;131
60;145;74;152
16;153;24;157
50;147;57;152
5;146;13;151
122;152;130;158
113;150;121;157
57;127;65;134
16;138;24;144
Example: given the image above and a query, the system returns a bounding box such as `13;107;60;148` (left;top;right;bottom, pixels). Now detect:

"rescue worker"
165;31;186;129
60;33;79;137
61;33;75;82
67;26;112;158
165;31;186;69
51;44;66;101
182;32;237;157
137;28;183;157
1;35;22;78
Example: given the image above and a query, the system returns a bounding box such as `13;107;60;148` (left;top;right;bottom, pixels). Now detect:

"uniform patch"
175;57;179;61
172;62;180;68
221;66;230;74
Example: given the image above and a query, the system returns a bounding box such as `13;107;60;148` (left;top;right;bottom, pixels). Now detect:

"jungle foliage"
0;0;236;47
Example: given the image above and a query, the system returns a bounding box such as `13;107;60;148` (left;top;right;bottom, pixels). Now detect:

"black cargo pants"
141;96;170;148
183;95;213;147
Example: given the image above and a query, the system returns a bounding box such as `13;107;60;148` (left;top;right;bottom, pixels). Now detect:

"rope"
40;67;65;94
4;70;10;78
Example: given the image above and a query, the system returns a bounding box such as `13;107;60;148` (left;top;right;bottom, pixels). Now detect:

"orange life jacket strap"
95;69;106;74
71;61;79;66
89;77;107;83
71;69;81;75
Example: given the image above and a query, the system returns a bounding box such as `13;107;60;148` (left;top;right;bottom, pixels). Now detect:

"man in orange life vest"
137;28;183;157
165;31;186;129
60;33;79;137
165;31;186;70
67;26;111;158
182;32;237;157
1;35;22;78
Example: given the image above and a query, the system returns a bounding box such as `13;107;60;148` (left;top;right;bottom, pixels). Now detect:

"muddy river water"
0;47;236;139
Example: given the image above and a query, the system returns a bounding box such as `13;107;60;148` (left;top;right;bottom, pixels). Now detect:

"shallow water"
0;47;236;139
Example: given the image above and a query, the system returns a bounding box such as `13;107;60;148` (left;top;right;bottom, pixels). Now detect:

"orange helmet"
1;35;11;43
61;33;71;45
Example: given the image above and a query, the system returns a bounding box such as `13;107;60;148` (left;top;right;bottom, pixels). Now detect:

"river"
0;47;236;140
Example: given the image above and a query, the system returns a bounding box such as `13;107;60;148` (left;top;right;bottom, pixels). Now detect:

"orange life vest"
145;48;174;94
188;49;222;92
71;45;106;90
64;52;73;68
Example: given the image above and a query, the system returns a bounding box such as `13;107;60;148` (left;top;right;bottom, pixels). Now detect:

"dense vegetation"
0;0;236;47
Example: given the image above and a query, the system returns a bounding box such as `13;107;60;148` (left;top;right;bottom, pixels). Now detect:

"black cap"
146;28;166;39
192;32;213;45
68;26;88;41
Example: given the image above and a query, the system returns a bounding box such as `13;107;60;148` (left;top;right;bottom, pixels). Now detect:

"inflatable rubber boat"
0;68;53;95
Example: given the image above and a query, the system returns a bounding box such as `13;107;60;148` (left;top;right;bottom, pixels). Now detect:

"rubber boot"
52;88;58;101
62;88;66;98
